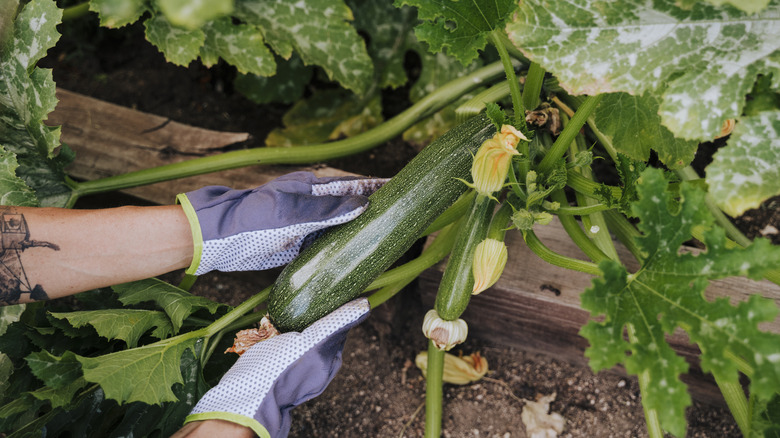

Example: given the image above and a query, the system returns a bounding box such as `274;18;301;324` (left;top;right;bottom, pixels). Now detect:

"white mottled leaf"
705;111;780;217
157;0;233;29
235;0;373;95
0;147;37;206
506;0;780;140
678;0;771;15
200;17;275;76
144;14;205;67
595;93;699;169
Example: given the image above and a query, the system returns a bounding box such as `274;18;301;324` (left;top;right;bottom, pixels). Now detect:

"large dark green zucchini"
267;114;495;332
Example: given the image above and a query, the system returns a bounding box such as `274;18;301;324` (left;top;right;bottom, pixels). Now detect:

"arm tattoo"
0;209;60;305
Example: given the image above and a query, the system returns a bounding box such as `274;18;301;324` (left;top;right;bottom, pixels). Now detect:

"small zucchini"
267;115;496;333
433;194;494;321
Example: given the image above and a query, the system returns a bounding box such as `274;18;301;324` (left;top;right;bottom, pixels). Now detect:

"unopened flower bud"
472;238;508;295
471;136;520;197
422;309;468;351
415;351;489;385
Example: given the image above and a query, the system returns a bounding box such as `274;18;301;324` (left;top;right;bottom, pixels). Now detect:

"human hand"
177;171;387;276
184;298;371;438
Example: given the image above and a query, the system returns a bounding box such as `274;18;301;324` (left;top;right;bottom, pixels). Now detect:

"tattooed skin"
0;208;59;305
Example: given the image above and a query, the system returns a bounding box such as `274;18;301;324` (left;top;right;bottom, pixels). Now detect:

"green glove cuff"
176;193;203;276
183;412;271;438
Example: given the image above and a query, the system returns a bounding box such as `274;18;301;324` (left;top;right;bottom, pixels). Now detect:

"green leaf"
158;0;233;29
0;147;37;206
0;0;71;207
0;353;12;396
200;17;275;76
594;93;698;169
50;309;173;348
580;168;780;436
265;90;383;147
705;111;780;217
678;0;771;15
25;350;82;389
75;336;199;405
28;377;87;409
144;14;205;67
349;0;419;89
234;54;313;105
235;0;373;95
114;278;221;333
0;304;25;336
506;0;780;140
89;0;146;28
395;0;516;66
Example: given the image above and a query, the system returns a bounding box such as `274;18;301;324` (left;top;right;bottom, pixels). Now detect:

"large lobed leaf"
506;0;780;141
113;278;222;334
0;0;72;207
75;336;200;405
580;167;780;437
395;0;516;66
235;0;373;95
50;309;174;348
705;111;780;217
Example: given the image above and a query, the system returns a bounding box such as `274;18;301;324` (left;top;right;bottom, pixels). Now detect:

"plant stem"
551;190;611;264
423;191;475;236
712;371;750;437
424;340;445;438
567;172;622;200
602;209;643;264
456;81;511;124
522;229;602;276
627;323;664;438
565;112;619;261
523;63;545;111
555;203;609;215
62;2;90;21
488;201;513;241
538;94;603;174
202;286;271;337
489;30;527;131
68;61;507;201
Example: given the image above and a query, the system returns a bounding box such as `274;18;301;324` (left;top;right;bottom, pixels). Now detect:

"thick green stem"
489;30;527;131
550;190;611;264
62;2;90;21
523;62;545;111
555;203;609;215
627;323;664;438
456;81;511;124
488;201;513;242
602;210;643;264
712;371;750;437
423;191;475;237
202;286;271;337
538;94;603;174
68;62;507;202
424;340;445;438
567;172;622;200
565;113;619;261
522;229;602;276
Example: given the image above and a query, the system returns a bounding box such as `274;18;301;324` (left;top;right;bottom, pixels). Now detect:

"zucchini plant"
1;0;780;437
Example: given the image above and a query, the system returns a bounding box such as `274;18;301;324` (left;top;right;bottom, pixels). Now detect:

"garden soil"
41;20;779;438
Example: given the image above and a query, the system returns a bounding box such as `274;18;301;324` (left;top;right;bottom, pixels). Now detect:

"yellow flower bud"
422;309;468;351
472;238;508;295
415;351;489;385
471;132;521;196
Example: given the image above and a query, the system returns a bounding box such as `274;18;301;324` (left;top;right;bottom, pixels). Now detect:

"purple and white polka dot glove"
177;172;387;276
185;298;371;438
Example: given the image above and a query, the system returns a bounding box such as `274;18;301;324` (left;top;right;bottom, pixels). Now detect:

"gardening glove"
184;298;371;438
177;171;387;276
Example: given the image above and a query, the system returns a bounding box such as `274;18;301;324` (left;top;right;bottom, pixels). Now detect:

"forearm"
0;205;193;306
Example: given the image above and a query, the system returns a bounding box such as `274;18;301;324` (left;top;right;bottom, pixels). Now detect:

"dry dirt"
43;17;772;438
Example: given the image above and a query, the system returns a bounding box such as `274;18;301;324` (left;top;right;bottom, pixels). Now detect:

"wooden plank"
418;217;780;404
48;89;356;204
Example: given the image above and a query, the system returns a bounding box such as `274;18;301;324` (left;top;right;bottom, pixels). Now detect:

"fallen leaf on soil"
521;392;565;438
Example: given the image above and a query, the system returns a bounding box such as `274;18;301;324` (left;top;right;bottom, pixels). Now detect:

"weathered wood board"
47;88;356;204
419;217;780;404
